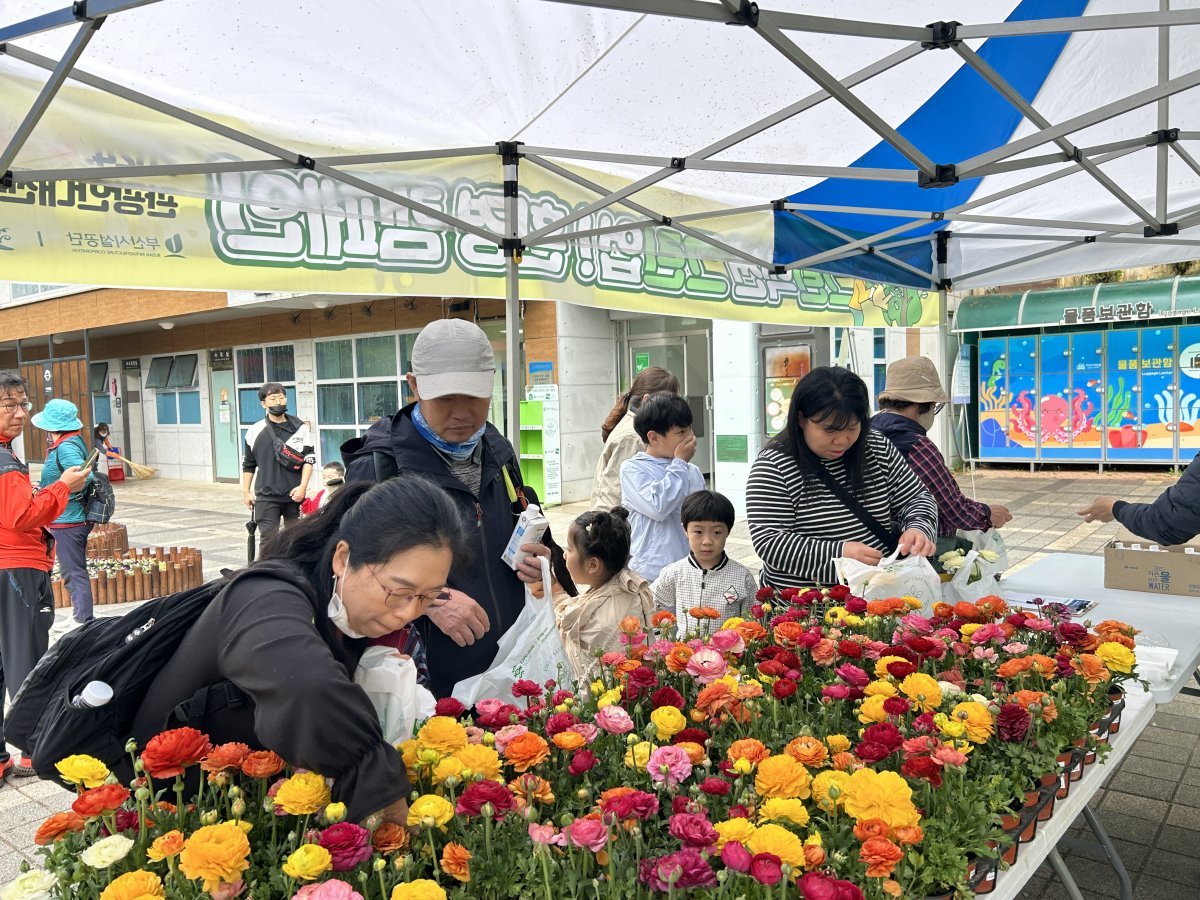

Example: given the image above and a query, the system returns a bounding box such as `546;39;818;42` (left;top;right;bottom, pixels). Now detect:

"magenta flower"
492;724;529;753
564;818;609;853
647;745;693;787
668;812;718;848
721;841;752;872
594;705;634;735
639;848;718;891
834;663;870;688
709;629;745;655
293;883;364;900
317;822;373;872
749;853;783;886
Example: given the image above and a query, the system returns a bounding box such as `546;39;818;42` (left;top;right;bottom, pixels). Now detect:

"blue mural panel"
1139;328;1176;461
1069;331;1103;461
1178;325;1200;459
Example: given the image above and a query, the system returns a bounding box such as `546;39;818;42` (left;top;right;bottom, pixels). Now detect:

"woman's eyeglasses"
366;565;449;609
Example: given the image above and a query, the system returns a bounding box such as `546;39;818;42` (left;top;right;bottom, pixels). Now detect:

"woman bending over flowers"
124;476;471;827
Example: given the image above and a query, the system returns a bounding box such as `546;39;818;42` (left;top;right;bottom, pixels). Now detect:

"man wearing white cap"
342;319;551;697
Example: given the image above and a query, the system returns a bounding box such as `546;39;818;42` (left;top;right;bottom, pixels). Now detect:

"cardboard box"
1104;527;1200;597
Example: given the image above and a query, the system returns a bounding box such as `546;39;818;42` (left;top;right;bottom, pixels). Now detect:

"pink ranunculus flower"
647;745;693;787
528;822;565;846
971;646;999;663
493;724;529;753
293;882;365;900
318;822;373;872
709;630;745;655
645;639;676;661
568;723;599;744
721;841;753;873
933;744;969;768
595;705;635;735
899;613;934;634
212;882;246;900
464;726;486;745
1024;617;1055;632
1001;641;1029;654
564;818;609;853
969;624;1006;644
685;648;728;684
600;651;626;668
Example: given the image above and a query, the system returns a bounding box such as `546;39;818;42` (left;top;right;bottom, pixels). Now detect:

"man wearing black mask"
242;382;315;549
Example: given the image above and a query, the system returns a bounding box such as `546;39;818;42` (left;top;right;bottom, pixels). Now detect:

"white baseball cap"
410;319;496;400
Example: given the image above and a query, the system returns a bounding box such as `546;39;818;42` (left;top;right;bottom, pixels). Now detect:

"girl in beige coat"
555;507;654;681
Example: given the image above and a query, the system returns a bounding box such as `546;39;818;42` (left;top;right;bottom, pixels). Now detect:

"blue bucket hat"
31;398;83;433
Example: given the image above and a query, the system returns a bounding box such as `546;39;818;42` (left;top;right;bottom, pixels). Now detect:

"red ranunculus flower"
511;679;542;698
837;639;863;659
854;741;891;764
456;780;515;820
997;702;1032;742
727;804;751;819
673;728;710;747
779;587;799;603
900;755;944;787
318;822;373;871
772;678;797;700
72;783;131;818
827;585;851;601
434;697;467;718
550;690;574;706
544;711;579;736
651;687;685;710
140;727;212;779
885;660;917;679
476;701;520;728
883;696;911;716
568;750;597;776
699;777;731;796
844;597;867;614
755;587;775;602
605;790;659;820
625;666;659;699
749;852;783;886
862;722;904;752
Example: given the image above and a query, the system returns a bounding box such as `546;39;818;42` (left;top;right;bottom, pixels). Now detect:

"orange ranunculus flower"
866;598;907;617
441;842;472;883
1095;620;1138;639
882;880;903;898
733;620;768;643
147;830;185;861
695;682;737;717
34;811;86;845
1011;689;1048;710
372;822;410;853
737;680;764;701
975;595;1008;620
1027;654;1058;676
651;611;677;628
727;739;770;766
1100;631;1136;650
853;818;891;841
665;644;695;673
615;659;642;677
509;774;555;806
811;638;839;666
953;601;981;621
201;742;251;774
72;783;131;817
688;606;721;620
772;622;806;647
996;657;1032;678
140;727;212;779
241;750;285;779
932;602;954;619
1076;653;1111;686
598;786;636;808
894;824;924;846
618;615;643;634
830;751;860;772
552;731;586;751
503;732;550;772
860;837;904;878
676;742;707;765
785;736;829;769
803;843;827;868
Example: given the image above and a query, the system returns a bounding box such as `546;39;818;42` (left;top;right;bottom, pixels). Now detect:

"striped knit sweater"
746;430;938;588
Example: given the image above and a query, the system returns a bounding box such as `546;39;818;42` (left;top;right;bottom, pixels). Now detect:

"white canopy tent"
4;0;1200;438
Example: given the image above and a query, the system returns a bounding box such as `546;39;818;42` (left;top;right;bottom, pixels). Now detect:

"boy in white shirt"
619;393;705;582
653;490;760;625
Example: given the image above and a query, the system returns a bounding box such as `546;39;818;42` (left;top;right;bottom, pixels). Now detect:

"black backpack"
50;436;116;524
7;576;233;784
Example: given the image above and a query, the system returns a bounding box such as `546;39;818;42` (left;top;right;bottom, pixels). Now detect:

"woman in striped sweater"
747;366;937;588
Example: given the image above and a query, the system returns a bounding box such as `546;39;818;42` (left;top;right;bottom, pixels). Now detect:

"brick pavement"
2;467;1198;896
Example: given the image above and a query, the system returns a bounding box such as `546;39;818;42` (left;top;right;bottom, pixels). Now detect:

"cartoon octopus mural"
1010;390;1095;443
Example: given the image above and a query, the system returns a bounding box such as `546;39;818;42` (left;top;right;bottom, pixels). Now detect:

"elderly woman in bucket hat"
33;399;97;625
871;357;1012;541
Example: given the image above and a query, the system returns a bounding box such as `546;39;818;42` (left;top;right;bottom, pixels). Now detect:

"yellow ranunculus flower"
758;797;810;827
824;606;848;624
713;817;757;849
843;614;864;627
398;739;420;777
146;830;184;861
873;656;909;679
282;844;332;881
624;741;657;768
841;769;920;830
417;716;469;755
99;869;165;900
863;679;898;698
274;772;331;815
452;744;503;782
55;754;111;788
391;881;448;900
811;770;850;813
178;823;251;893
597;688;623;708
650;706;687;740
590;679;605;696
407;794;455;829
959;622;982;638
433;756;466;784
324;802;347;824
722;616;745;629
746;822;805;869
825;734;851;754
857;694;889;724
899;673;943;713
1095;641;1135;675
952;701;995;744
754;755;811;800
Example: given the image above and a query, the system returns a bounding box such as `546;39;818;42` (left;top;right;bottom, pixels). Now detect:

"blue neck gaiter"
411;403;485;461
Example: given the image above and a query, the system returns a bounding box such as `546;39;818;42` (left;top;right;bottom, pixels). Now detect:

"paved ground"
1;467;1198;896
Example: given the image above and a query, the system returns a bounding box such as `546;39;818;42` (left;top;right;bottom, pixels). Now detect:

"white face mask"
917;409;937;432
328;563;367;639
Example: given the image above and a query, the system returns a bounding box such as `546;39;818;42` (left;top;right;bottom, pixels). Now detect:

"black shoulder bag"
808;463;899;553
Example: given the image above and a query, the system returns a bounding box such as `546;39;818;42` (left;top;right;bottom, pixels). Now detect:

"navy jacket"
342;404;528;698
1113;452;1200;545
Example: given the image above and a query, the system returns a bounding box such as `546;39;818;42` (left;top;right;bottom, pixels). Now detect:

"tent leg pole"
501;142;523;446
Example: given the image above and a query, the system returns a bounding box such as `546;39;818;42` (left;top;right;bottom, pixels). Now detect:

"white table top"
1001;553;1200;704
990;686;1155;900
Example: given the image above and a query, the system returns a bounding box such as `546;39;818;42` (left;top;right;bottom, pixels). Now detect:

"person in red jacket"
0;372;88;778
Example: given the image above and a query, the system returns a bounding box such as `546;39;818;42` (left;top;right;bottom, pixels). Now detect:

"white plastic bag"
942;529;1009;604
451;557;571;706
835;549;942;610
354;647;437;744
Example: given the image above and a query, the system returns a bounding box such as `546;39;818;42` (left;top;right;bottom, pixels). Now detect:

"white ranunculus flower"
0;870;58;900
979;550;1000;562
79;833;135;869
936;681;963;699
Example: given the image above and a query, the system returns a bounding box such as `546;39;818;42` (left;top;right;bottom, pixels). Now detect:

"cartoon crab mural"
1010;390;1095;443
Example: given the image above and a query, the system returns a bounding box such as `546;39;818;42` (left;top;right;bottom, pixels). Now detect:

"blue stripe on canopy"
773;0;1089;287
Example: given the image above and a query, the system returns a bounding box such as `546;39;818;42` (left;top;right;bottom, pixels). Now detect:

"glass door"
627;336;712;479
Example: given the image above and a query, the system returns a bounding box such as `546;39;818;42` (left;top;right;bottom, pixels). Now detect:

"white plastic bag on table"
835;549;942;611
451;557;570;706
354;647;437;744
959;528;1009;578
942;529;1009;604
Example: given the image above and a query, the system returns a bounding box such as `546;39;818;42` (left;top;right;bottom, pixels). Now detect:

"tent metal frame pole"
952;43;1158;228
521;40;922;243
530;203;776;247
1157;0;1172;225
0;20;101;177
949;232;1200;247
784;209;938;286
1169;142;1200;180
0;0;158;42
957;67;1200;177
13;160;296;181
501;144;522;446
957;7;1200;39
723;0;937;177
781;217;931;271
323;147;499;166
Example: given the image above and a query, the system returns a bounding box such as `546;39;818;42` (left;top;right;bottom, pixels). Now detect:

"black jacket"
342;404;528;698
1113;452;1200;545
870;412;925;455
129;560;406;823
